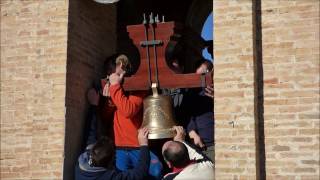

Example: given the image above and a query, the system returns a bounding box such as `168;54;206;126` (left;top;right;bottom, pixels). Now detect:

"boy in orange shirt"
108;55;163;180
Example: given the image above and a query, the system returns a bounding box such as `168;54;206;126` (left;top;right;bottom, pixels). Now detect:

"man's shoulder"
75;163;113;180
174;162;214;180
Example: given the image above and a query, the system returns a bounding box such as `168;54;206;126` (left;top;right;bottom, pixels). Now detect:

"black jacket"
75;146;150;180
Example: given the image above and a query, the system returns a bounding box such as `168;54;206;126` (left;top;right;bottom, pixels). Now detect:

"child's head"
115;54;131;75
90;137;115;168
103;54;131;76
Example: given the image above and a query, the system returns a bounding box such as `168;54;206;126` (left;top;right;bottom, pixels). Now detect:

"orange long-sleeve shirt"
109;84;147;148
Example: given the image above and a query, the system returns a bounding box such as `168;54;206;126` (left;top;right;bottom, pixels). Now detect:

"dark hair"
163;141;190;168
103;54;118;76
91;137;115;168
165;40;185;71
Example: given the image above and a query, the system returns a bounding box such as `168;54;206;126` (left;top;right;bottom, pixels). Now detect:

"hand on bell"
138;127;149;146
173;126;186;142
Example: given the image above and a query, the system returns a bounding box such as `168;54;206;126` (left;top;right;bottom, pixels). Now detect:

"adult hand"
189;130;205;148
115;62;125;75
109;71;126;85
196;63;209;74
138;127;149;146
102;82;110;97
204;85;213;99
173;126;186;142
87;88;99;106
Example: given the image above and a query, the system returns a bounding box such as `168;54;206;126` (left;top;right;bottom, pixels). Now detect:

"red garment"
97;96;116;139
109;84;147;147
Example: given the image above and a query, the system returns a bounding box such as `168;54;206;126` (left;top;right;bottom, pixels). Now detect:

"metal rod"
143;13;152;87
150;13;159;86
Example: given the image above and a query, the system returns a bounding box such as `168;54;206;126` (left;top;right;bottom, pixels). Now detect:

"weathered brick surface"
63;0;116;179
1;0;319;179
214;0;319;179
1;0;68;179
1;0;116;179
214;0;256;179
262;0;320;179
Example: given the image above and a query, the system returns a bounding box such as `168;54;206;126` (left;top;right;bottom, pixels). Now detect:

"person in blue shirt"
75;83;152;180
79;54;163;180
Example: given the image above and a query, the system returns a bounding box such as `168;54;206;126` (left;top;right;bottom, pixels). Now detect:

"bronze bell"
142;83;177;139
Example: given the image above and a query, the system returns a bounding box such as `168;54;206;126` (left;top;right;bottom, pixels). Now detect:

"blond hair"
116;54;131;71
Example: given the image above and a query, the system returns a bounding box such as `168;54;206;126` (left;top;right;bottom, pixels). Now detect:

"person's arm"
109;84;144;118
186;118;196;133
109;146;150;180
106;128;151;180
173;126;209;161
108;72;144;118
186;117;205;148
188;130;205;148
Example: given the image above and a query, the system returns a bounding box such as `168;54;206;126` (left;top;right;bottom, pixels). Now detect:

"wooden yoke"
122;21;213;91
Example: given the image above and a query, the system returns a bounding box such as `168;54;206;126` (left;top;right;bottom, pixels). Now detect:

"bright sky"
201;13;213;62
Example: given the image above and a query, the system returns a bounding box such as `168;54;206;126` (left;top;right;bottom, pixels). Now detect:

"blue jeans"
116;149;163;180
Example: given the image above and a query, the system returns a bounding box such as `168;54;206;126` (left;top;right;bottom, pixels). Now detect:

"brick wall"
0;0;68;179
64;0;116;179
1;0;319;179
213;0;257;179
262;0;319;179
214;0;319;179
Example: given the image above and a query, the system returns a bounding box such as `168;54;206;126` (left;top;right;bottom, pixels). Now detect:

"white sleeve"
182;141;204;160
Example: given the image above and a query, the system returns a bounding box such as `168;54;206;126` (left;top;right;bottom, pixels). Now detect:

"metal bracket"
151;83;159;96
140;40;163;47
201;74;206;87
